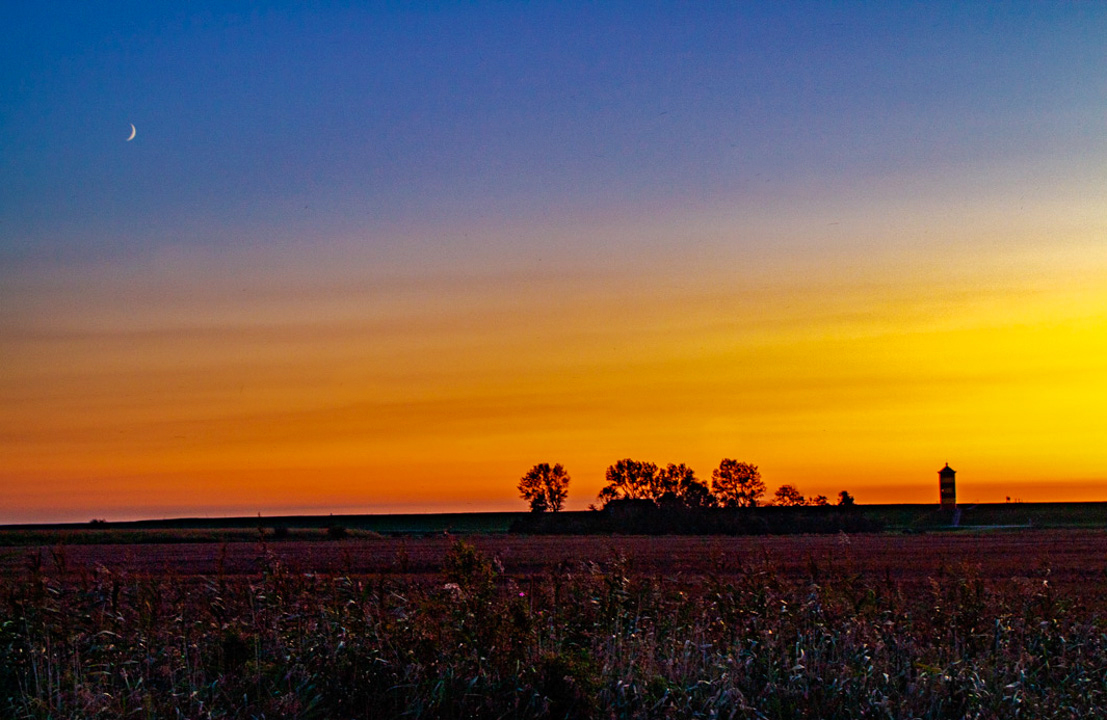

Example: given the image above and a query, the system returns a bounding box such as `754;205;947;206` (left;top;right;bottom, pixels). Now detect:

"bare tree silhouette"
518;463;571;512
711;459;765;508
597;459;659;505
771;484;806;506
657;463;715;509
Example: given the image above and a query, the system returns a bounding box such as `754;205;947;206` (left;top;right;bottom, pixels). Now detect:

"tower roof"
939;463;956;476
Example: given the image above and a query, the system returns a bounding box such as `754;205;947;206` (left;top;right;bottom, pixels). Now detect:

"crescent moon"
126;124;136;141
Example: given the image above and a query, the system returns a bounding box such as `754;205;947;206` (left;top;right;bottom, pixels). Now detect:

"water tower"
938;464;956;508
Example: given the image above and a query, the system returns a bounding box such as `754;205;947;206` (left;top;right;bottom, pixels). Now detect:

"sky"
3;2;1106;523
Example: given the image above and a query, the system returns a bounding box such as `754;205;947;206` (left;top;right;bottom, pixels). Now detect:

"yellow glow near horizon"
2;206;1107;521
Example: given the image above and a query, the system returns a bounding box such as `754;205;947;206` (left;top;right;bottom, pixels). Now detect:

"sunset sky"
3;3;1106;523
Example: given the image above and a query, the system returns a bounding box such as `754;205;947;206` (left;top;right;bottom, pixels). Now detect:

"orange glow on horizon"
3;209;1107;523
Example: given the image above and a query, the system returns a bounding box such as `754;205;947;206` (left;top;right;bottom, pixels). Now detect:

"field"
4;502;1106;547
4;531;1107;585
3;530;1107;718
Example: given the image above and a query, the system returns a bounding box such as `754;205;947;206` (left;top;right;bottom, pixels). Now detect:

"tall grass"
2;539;1105;718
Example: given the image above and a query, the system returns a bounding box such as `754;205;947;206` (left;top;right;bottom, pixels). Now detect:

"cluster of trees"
518;458;855;513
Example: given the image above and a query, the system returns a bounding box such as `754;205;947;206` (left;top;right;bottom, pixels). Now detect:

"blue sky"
5;2;1104;262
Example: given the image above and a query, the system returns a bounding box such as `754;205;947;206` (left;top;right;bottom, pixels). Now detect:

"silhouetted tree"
657;463;715;509
810;494;829;506
652;462;680;498
711;459;765;507
772;484;806;506
518;462;571;512
837;490;855;506
598;459;659;505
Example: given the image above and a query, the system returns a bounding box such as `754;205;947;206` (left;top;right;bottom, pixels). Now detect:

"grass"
3;537;1106;718
0;513;521;548
3;502;1104;548
866;502;1107;530
0;527;394;548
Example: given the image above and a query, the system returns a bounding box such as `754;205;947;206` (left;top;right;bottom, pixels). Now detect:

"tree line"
518;459;855;513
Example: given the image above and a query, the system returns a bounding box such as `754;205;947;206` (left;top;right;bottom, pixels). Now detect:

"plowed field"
5;529;1105;586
